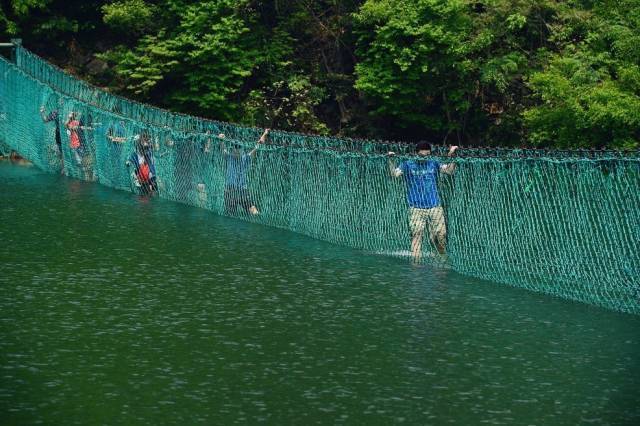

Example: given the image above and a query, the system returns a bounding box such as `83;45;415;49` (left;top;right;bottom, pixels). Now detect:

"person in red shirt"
126;132;157;195
65;112;93;180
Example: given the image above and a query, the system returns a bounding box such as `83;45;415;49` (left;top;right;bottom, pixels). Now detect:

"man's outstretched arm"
107;124;127;143
388;152;403;177
107;133;127;143
248;128;270;157
440;146;459;175
218;134;228;155
40;106;56;123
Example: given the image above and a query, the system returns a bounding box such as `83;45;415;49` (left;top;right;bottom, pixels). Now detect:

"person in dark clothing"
220;129;269;215
126;132;157;195
39;105;64;173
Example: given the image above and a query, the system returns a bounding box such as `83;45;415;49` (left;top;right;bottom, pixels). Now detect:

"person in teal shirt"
389;142;458;258
220;129;269;216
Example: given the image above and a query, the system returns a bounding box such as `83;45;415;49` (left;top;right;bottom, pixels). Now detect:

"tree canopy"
1;0;638;148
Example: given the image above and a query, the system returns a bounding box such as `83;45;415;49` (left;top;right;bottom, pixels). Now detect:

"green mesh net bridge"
1;46;638;314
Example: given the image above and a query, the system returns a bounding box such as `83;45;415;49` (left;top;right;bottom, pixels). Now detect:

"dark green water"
1;162;639;425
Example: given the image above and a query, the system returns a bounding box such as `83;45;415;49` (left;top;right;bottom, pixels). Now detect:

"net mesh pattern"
1;49;639;314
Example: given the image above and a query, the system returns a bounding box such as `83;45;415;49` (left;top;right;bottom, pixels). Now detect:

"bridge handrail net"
1;50;638;314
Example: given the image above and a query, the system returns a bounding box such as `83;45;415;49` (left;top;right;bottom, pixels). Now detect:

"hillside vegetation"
2;0;639;148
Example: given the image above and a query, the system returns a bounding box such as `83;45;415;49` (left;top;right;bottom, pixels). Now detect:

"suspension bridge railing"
1;49;638;314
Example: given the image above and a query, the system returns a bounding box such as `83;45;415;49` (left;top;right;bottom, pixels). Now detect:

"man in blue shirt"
389;142;458;258
220;128;270;215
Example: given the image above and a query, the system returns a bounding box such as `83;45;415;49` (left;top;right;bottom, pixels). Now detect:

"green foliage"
97;40;177;95
1;1;51;35
101;0;154;34
100;0;261;120
354;0;474;138
351;0;565;143
243;75;329;134
9;0;50;17
99;0;344;129
5;0;640;148
480;53;527;94
1;1;109;51
525;0;640;148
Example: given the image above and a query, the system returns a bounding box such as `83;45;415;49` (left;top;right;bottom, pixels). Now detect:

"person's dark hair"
416;141;432;152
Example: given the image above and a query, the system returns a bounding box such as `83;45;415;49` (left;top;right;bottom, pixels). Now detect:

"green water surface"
0;162;638;425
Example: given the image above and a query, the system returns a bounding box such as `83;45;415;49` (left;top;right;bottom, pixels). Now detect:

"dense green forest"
1;0;639;148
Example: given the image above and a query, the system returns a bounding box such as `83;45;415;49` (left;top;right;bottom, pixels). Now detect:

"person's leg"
196;183;207;207
223;187;231;214
427;206;447;254
411;234;423;260
240;189;259;215
110;143;123;187
409;208;427;260
73;150;83;177
141;181;150;195
81;153;92;181
224;186;237;215
58;144;65;174
87;152;96;181
53;143;64;174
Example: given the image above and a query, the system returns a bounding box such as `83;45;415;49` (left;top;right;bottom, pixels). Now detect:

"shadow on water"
0;163;639;425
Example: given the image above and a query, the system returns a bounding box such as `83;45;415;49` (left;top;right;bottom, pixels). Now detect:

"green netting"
1;50;639;314
13;46;412;155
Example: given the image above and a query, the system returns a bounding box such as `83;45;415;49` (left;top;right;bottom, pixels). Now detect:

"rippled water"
0;162;639;425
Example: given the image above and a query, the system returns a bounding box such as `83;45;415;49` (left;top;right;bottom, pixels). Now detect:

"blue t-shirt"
400;160;441;209
225;154;251;189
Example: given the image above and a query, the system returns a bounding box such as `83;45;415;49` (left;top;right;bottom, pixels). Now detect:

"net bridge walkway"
0;47;638;314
